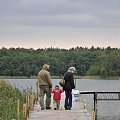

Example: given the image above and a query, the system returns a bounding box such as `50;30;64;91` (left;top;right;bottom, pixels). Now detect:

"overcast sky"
0;0;120;49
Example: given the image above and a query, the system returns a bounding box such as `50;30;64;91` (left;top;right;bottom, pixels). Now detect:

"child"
50;85;64;110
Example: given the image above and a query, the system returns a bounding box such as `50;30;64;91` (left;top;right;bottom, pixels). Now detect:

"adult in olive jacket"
38;64;52;110
64;67;77;110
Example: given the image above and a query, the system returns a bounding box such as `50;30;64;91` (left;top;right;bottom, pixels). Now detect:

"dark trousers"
65;90;72;109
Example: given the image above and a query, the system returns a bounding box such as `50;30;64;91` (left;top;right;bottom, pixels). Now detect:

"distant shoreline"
0;75;120;80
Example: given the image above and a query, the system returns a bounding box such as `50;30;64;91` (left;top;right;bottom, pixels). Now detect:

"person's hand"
49;83;52;88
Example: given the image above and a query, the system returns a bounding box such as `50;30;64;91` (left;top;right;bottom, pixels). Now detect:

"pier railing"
80;91;120;120
0;80;39;120
20;80;39;120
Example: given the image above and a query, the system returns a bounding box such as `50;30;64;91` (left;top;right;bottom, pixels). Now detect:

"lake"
3;79;120;119
4;79;120;92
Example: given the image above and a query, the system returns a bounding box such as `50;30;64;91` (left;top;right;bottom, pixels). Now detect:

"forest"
0;46;120;78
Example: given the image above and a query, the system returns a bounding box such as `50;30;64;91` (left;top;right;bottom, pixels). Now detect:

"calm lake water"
4;78;120;92
3;79;120;119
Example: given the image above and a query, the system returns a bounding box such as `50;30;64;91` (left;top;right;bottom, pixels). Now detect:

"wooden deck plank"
28;92;92;120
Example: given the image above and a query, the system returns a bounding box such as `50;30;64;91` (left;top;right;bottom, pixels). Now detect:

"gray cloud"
0;0;120;48
0;0;120;28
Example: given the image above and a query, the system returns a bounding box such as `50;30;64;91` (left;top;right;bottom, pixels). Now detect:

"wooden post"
36;80;38;103
26;94;28;118
32;92;34;111
83;99;87;113
23;104;27;120
30;87;32;110
79;94;82;102
18;97;20;120
27;94;29;117
92;109;95;120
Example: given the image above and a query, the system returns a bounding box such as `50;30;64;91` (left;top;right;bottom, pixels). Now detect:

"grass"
0;80;25;120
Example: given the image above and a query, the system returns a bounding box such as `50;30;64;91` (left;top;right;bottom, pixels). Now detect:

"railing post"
79;94;82;102
23;104;27;120
27;94;29;117
26;94;28;118
83;99;87;113
18;97;20;120
118;93;120;100
31;92;34;111
94;92;97;120
36;80;38;104
92;109;95;120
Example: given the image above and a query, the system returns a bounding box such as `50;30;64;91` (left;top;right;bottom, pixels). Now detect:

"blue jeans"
64;90;72;109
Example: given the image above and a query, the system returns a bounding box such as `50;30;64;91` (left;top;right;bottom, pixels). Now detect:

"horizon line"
0;46;120;50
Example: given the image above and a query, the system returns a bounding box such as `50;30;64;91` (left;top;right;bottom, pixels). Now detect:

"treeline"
0;46;120;77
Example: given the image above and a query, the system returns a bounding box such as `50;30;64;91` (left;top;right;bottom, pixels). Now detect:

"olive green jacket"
38;69;52;87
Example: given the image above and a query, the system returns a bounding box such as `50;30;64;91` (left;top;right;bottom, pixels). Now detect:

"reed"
0;80;25;120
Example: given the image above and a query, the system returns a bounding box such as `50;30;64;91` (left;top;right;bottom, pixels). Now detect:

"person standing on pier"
50;85;64;110
38;64;52;110
63;67;77;110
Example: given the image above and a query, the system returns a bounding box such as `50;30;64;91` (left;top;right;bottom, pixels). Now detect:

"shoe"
65;108;68;110
41;108;44;110
68;108;71;110
46;107;51;109
54;108;57;110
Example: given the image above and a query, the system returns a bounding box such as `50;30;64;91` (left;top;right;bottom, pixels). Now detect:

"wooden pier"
28;92;92;120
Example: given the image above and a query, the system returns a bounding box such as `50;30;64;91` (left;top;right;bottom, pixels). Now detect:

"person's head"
55;85;59;88
42;64;50;71
68;67;77;74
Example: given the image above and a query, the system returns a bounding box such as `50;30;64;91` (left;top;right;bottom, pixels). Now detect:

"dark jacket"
63;72;75;91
